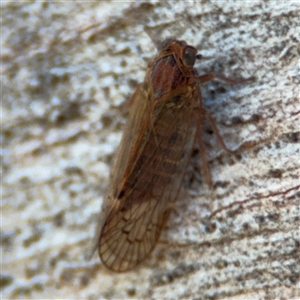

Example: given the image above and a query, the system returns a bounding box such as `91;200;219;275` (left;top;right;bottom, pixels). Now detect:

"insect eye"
183;47;197;66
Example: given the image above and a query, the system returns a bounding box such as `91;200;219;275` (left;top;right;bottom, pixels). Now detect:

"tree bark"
2;2;299;299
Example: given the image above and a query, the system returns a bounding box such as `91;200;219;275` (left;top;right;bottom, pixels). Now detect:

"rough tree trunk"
2;2;299;299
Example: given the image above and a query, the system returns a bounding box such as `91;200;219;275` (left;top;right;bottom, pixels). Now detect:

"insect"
93;38;251;272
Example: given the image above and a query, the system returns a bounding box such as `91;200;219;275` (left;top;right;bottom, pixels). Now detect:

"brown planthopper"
92;38;252;272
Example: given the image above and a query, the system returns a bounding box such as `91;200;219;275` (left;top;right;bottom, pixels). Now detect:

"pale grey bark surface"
2;1;299;299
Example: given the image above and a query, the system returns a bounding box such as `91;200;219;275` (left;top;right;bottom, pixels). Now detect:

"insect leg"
206;113;235;154
198;73;254;85
198;72;253;153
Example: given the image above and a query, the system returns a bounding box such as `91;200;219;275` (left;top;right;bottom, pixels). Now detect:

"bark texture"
2;2;299;299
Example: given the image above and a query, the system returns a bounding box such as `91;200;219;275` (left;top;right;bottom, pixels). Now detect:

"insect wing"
98;84;200;272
